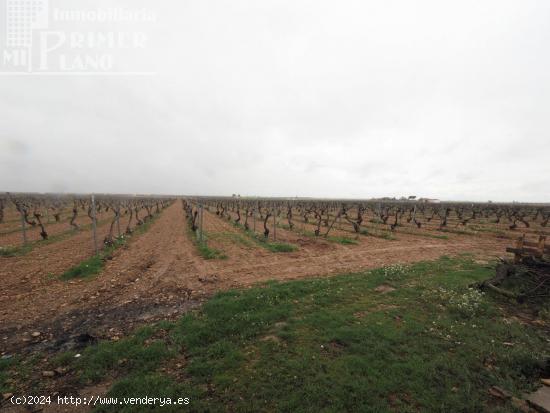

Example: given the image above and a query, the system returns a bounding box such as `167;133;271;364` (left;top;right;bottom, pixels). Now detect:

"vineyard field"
1;193;548;412
2;194;548;351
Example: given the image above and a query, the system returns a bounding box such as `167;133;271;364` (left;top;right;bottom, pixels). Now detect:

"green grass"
0;211;90;234
291;223;394;242
196;239;227;259
33;256;548;413
439;227;477;236
468;225;512;238
0;244;33;257
391;228;449;239
0;230;76;257
279;224;358;245
263;241;297;252
0;357;17;394
0;216;117;258
250;233;297;253
60;212;165;280
209;232;255;248
76;325;174;384
60;237;126;280
187;227;227;260
360;228;396;240
0;226;32;236
233;222;298;253
61;254;104;280
1;354;40;396
326;236;359;245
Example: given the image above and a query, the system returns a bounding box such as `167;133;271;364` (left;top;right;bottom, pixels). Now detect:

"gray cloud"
0;0;549;201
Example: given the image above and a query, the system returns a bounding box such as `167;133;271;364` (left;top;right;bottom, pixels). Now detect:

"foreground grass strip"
1;354;41;398
0;357;17;395
60;212;163;280
76;326;174;384
39;256;548;413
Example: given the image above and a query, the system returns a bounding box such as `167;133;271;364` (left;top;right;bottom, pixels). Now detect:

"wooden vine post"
273;209;277;241
199;203;204;242
116;203;121;238
19;210;27;245
91;194;98;255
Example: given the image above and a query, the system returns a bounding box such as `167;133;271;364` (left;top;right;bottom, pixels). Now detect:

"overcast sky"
0;0;549;202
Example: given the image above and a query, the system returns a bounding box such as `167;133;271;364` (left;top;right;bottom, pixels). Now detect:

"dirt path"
1;202;510;354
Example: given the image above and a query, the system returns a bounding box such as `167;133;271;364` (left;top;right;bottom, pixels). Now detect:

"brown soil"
0;202;509;355
0;209;122;247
